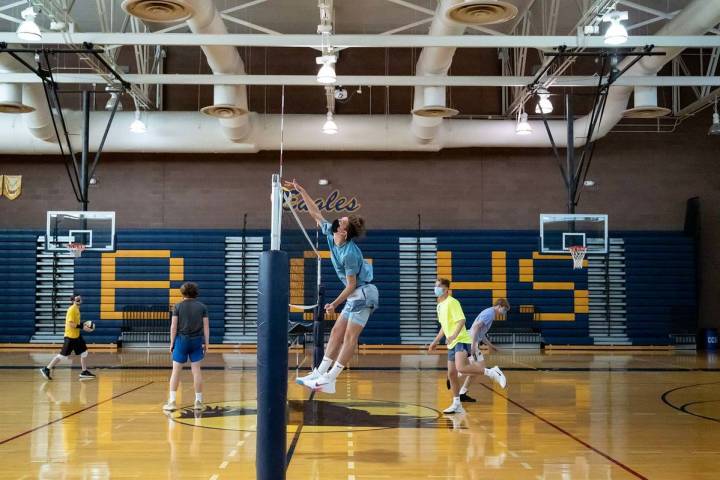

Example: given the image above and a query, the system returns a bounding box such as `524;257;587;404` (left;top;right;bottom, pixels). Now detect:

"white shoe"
162;400;176;412
491;366;507;389
306;374;336;394
193;400;204;410
296;368;321;386
443;401;465;414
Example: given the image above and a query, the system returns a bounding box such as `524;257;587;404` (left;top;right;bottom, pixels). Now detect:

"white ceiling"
0;0;699;36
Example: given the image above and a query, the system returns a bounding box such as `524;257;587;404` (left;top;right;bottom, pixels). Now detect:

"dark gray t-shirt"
173;299;208;337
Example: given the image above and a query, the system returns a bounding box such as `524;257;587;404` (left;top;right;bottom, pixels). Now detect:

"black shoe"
40;367;52;380
459;393;476;403
79;370;96;379
446;378;451;390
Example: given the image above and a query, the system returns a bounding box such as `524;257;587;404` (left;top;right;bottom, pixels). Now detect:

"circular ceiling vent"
121;0;195;23
411;105;460;118
0;101;35;114
200;104;249;119
444;0;519;25
623;106;671;119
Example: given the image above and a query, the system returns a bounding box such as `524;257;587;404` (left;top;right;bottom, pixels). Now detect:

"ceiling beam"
2;33;720;48
0;73;718;87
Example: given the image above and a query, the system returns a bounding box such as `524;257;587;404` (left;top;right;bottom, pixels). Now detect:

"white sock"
169;391;176;402
318;356;334;374
459;386;468;395
195;392;202;402
326;362;345;380
453;396;460;403
484;368;493;377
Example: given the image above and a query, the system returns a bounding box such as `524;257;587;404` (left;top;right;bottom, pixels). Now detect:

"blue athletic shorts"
447;342;471;361
172;335;205;363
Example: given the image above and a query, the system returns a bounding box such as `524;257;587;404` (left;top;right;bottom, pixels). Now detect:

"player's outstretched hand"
283;179;304;192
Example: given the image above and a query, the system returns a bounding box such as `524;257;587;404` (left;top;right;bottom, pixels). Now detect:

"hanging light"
105;92;123;111
129;110;146;134
709;97;720;136
322;111;338;135
534;88;553;114
515;111;532;136
316;55;336;84
602;10;629;46
17;6;42;42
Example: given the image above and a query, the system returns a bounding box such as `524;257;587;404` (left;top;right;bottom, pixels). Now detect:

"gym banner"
2;175;22;200
283;188;360;213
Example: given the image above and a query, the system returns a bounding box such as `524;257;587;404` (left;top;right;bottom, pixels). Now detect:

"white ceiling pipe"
0;48;55;142
0;112;607;153
184;0;250;141
412;0;467;141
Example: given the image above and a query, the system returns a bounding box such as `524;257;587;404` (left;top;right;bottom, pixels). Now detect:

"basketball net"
67;242;86;258
569;246;587;270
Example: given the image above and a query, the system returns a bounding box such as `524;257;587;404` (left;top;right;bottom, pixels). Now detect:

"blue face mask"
434;286;445;297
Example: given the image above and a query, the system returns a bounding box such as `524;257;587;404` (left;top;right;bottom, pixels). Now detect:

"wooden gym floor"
0;349;718;480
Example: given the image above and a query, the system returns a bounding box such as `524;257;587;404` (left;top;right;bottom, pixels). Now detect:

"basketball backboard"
540;213;608;254
46;211;116;252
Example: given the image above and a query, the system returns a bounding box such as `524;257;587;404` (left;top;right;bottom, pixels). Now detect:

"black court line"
660;381;720;424
285;390;315;469
479;383;649;480
2;365;719;372
0;381;154;446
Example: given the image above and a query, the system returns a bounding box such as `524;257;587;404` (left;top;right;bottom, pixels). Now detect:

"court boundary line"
0;381;154;446
479;383;649;480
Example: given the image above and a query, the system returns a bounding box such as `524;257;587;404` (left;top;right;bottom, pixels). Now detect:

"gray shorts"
340;284;379;327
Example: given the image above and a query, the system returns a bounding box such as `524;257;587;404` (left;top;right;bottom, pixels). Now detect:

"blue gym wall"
0;228;696;345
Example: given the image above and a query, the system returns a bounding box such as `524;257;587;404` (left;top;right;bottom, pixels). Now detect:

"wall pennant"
3;175;22;200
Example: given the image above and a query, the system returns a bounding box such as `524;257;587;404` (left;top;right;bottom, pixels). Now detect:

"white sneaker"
491;366;507;389
443;401;465;414
306;374;336;394
162;400;176;411
193;400;204;410
296;368;321;386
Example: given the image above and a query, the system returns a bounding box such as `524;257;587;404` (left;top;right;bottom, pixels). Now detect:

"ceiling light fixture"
515;111;532;136
316;55;337;84
709;97;720;136
534;88;553;114
129;110;146;134
17;6;42;42
602;10;629;46
322;110;338;135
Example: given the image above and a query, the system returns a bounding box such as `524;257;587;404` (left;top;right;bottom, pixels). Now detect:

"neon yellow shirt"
436;296;472;348
64;304;81;339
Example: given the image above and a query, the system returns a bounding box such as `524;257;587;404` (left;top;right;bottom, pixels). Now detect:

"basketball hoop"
67;242;86;258
569;246;587;270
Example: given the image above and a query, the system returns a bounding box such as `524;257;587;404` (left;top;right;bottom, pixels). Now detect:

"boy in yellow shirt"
429;279;505;414
40;294;95;380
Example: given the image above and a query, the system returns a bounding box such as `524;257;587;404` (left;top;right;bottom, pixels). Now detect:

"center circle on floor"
169;398;443;433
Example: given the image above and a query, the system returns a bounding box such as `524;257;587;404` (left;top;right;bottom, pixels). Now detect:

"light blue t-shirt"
474;307;496;328
322;220;373;286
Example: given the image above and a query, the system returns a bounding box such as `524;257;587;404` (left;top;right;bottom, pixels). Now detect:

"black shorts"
60;336;87;356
